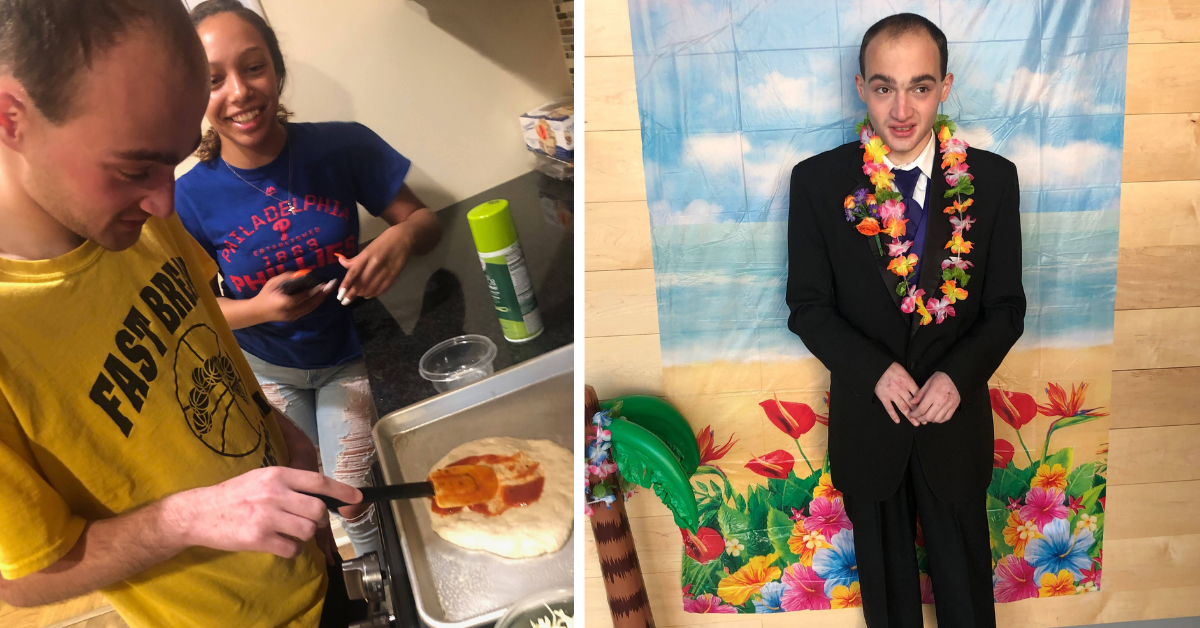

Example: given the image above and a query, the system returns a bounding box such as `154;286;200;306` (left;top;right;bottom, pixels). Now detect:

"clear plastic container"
418;335;498;392
494;588;573;628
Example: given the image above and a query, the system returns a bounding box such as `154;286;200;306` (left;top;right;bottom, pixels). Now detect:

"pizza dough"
427;436;572;559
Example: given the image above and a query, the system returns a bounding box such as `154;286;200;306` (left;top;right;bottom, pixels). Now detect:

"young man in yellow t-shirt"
0;1;364;626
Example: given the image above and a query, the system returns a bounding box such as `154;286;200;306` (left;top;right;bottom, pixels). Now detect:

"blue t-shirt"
175;121;411;369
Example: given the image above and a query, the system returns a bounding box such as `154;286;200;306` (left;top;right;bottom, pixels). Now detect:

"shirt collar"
883;129;936;178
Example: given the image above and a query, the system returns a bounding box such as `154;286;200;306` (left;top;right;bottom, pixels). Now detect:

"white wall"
177;0;572;241
265;0;570;239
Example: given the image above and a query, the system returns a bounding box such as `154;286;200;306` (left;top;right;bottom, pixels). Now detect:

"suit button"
909;360;918;371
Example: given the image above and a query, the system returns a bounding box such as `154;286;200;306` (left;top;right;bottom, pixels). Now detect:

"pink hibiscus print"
919;573;935;604
682;593;737;614
780;564;830;611
804;497;851;539
1019;486;1069;531
993;555;1039;602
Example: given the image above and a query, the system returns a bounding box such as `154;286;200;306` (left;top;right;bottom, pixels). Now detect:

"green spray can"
467;199;543;342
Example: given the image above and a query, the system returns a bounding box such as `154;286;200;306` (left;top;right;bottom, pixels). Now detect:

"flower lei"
584;407;635;517
843;114;976;325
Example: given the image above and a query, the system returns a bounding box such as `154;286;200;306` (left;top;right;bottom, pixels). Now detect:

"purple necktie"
891;166;927;281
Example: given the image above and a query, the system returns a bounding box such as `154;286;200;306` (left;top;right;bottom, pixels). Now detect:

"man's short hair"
0;0;206;124
859;13;949;79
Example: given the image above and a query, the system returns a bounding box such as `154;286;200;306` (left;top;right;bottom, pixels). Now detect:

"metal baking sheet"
373;345;574;628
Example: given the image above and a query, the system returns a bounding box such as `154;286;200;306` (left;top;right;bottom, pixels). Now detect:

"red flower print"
990;389;1037;429
1067;495;1084;513
696;425;737;466
681;527;725;564
759;395;823;438
993;439;1015;468
1037;382;1108;419
745;450;795;479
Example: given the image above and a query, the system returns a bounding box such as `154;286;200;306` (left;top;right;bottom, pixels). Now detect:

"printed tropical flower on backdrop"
718;554;782;606
919;573;936;605
787;519;830;566
1032;464;1068;491
830;582;863;609
696;425;737;468
994;439;1016;468
752;582;786;614
780;564;830;611
813;474;842;501
759;395;826;474
993;555;1040;602
804;497;851;539
1003;510;1040;557
812;529;858;598
1025;518;1095;582
682;592;737;614
681;527;724;564
681;383;1106;614
746;450;796;479
1038;570;1078;597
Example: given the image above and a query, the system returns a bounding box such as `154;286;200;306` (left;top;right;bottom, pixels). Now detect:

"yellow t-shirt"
0;215;326;627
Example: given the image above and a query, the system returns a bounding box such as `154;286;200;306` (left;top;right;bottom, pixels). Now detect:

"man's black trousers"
842;444;997;627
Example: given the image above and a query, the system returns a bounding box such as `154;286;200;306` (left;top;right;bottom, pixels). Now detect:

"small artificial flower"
900;288;926;314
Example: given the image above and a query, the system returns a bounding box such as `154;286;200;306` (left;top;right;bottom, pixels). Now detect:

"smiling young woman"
175;0;442;560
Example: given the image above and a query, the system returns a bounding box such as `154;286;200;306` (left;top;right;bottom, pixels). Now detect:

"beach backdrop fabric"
624;0;1128;614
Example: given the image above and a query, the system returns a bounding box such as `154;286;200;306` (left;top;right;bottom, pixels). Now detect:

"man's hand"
166;467;362;560
875;362;919;426
909;371;961;425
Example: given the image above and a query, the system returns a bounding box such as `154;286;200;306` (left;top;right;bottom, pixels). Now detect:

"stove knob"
341;551;386;605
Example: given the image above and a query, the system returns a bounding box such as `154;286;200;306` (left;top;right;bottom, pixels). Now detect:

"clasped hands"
874;362;959;426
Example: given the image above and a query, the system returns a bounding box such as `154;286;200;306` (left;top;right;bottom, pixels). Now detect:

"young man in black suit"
786;13;1026;627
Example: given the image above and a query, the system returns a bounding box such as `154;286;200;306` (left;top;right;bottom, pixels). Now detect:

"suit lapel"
912;152;953;337
844;149;908;317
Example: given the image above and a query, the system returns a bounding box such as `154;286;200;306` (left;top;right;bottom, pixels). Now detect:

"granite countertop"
351;170;574;417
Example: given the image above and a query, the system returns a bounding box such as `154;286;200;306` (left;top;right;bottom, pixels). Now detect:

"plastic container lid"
418;334;498;383
494;588;573;628
467;199;518;253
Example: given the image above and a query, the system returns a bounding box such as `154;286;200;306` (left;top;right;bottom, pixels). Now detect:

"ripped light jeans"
244;352;382;558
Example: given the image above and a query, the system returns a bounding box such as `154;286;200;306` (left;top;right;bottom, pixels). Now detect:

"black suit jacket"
786;140;1026;503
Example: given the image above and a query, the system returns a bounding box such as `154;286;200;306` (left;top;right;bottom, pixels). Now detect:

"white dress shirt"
883;130;937;208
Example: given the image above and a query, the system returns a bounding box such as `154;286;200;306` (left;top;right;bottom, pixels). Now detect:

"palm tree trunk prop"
586;385;655;628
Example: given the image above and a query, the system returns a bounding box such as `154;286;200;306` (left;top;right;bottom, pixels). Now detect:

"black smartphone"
279;272;321;295
279;264;344;296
